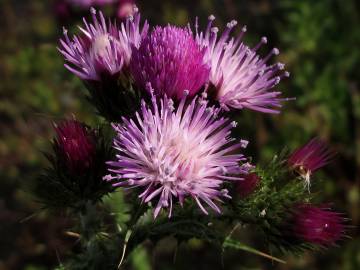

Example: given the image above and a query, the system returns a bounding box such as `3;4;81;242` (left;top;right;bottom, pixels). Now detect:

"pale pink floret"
105;92;251;218
195;15;290;113
59;7;148;81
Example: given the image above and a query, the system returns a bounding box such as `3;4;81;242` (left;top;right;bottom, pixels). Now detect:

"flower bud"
288;138;335;189
54;120;95;174
290;204;345;246
236;173;260;198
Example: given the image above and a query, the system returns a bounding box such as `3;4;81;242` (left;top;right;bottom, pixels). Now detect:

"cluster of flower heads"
58;8;345;239
59;8;289;114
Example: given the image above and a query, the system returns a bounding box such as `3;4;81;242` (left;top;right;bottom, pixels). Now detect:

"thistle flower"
105;92;250;218
59;7;148;81
195;15;289;113
236;172;260;198
54;119;96;174
288;138;335;189
130;26;210;100
291;204;345;246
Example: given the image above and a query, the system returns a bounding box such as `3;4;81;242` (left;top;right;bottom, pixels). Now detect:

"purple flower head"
105;91;250;218
236;172;260;198
288;138;335;189
130;25;210;100
195;15;289;113
59;7;148;81
291;204;345;246
54;119;96;173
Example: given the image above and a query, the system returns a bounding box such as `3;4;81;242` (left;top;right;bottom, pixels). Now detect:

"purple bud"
54;120;96;173
236;172;260;198
288;138;335;188
291;204;345;246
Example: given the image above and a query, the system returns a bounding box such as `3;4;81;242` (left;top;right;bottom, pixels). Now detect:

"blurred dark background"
0;0;359;269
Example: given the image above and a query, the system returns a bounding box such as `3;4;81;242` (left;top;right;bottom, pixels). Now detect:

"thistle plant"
33;6;348;269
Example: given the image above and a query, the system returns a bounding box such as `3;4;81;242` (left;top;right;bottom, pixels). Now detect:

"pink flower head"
291;204;345;246
195;15;289;113
59;7;148;81
105;91;250;218
130;25;210;100
288;138;335;189
54;120;96;173
236;172;260;198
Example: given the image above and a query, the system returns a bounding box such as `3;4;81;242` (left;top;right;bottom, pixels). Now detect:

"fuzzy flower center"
90;34;112;59
145;127;208;189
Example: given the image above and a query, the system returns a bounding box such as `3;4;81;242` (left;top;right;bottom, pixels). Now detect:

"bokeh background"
0;0;359;269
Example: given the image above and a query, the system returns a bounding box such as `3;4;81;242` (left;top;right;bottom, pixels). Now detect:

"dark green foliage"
57;202;123;270
227;151;314;254
85;72;144;122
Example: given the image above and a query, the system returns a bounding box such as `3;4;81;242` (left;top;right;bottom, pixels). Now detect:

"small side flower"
288;138;335;190
54;119;96;174
35;119;114;209
290;204;346;247
236;172;260;198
